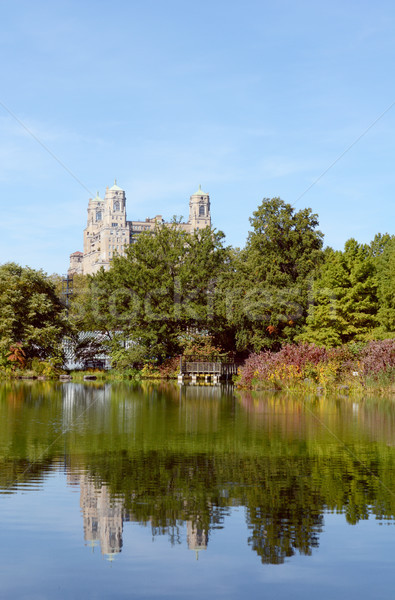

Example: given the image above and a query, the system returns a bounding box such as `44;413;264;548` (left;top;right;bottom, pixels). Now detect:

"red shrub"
238;343;328;387
360;339;395;377
238;339;395;388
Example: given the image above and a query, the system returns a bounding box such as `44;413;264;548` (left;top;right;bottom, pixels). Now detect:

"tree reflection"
0;382;394;564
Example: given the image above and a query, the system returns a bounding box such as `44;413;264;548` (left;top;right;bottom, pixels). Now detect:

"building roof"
192;184;208;196
94;191;103;201
71;251;83;256
110;179;123;191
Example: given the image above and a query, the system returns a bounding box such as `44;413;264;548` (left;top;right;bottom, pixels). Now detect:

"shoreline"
0;369;393;398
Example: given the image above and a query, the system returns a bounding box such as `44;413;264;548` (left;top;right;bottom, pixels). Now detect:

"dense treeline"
0;197;393;374
68;198;394;366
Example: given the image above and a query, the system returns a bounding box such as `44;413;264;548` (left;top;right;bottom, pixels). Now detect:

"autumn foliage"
238;339;395;390
7;344;26;369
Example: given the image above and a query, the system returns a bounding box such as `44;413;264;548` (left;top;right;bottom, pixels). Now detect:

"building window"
112;223;118;227
199;205;205;217
96;211;102;222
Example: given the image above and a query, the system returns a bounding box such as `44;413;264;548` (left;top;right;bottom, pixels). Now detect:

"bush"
30;357;63;378
360;339;395;379
238;340;395;390
157;356;180;378
139;356;180;379
238;343;328;388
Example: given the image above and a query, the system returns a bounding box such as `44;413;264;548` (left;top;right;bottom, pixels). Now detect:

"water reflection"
68;469;209;561
0;382;394;566
69;471;124;559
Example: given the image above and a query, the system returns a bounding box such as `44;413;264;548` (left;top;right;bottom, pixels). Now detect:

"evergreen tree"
369;232;393;257
229;198;324;352
298;239;378;346
375;236;395;334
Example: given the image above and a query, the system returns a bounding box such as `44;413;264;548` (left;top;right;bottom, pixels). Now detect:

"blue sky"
0;0;394;274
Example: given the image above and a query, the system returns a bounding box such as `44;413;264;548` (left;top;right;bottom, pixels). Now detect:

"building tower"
82;181;129;274
68;251;83;276
188;185;211;231
68;182;213;275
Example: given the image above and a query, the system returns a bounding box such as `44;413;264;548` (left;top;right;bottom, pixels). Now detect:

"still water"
0;381;394;599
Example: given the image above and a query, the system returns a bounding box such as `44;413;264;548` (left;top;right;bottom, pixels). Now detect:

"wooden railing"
179;356;239;377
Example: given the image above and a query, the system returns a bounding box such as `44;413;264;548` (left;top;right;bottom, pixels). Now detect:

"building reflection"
69;469;209;561
81;476;123;559
187;521;208;559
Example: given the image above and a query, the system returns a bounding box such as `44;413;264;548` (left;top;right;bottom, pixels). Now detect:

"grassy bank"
0;366;174;383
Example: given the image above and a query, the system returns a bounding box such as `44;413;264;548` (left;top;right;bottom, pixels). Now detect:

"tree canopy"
298;239;379;346
375;235;395;335
73;223;233;362
0;263;69;366
298;234;395;346
227;198;324;352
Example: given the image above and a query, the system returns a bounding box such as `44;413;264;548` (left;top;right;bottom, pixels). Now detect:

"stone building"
68;181;211;276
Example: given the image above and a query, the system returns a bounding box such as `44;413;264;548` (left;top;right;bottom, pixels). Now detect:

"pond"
0;382;394;599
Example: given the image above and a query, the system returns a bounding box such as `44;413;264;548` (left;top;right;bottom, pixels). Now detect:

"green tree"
298;239;378;346
375;236;395;335
368;232;393;257
78;223;233;363
229;198;324;352
0;263;70;365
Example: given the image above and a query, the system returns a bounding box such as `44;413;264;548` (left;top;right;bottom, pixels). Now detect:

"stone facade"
68;181;211;276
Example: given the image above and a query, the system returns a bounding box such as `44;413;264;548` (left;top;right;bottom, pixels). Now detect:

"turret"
86;191;104;226
106;179;126;214
188;185;211;230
